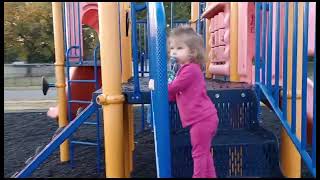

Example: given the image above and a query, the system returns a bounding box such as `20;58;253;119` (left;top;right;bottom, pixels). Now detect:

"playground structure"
13;2;316;178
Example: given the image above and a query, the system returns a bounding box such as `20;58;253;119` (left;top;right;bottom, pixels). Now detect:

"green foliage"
4;2;54;63
4;2;191;64
136;2;191;24
136;2;191;51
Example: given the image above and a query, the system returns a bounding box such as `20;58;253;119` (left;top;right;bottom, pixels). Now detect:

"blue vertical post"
274;2;280;106
143;23;148;73
170;2;173;28
148;2;171;178
301;2;309;150
267;2;273;89
131;3;141;99
291;2;298;134
282;2;289;120
255;2;261;83
137;23;141;76
261;3;267;85
255;2;262;124
94;45;101;174
65;48;73;168
77;2;82;63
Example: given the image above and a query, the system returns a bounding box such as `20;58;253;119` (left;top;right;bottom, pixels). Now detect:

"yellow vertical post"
191;2;199;31
98;2;125;177
205;11;213;79
128;104;134;172
280;2;302;177
120;2;133;83
229;2;240;82
52;2;69;162
123;104;130;177
119;2;134;176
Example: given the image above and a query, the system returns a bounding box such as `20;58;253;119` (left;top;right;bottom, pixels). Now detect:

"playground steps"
171;127;281;178
169;81;282;178
68;60;101;67
92;77;282;178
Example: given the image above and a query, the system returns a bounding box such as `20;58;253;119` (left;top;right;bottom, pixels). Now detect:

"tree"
4;2;54;65
4;2;192;64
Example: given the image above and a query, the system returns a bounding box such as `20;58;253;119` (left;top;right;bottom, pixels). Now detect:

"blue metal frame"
255;3;261;84
147;2;172;178
171;2;173;28
266;3;273;89
291;2;298;134
14;103;99;178
65;44;102;174
274;2;280;105
282;2;289;120
131;2;142;100
255;2;316;177
301;2;309;150
136;3;147;12
261;3;267;85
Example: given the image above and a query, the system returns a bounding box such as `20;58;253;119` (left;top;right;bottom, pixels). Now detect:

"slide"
47;8;101;121
47;67;102;120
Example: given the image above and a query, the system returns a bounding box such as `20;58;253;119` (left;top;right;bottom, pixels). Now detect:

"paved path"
4;87;57;112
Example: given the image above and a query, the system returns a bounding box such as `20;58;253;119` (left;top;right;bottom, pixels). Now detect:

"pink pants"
190;114;219;178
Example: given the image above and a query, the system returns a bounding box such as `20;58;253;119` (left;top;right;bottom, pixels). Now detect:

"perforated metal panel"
170;81;280;178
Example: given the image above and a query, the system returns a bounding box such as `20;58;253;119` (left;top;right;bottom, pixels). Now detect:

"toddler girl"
167;25;219;178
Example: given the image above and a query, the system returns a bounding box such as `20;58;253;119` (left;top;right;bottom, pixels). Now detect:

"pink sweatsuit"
168;62;219;178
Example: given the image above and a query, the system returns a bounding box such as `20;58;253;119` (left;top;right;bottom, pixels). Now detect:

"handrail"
93;45;100;90
254;2;316;177
65;45;81;66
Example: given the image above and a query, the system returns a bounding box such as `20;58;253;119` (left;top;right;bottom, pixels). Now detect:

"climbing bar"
301;2;309;150
69;80;97;83
291;2;298;135
282;2;289;120
68;100;91;104
261;3;267;85
254;2;261;83
274;2;280;105
266;2;273;89
71;140;98;146
83;121;98;125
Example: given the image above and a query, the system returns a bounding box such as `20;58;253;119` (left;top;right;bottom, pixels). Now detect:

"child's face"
169;39;193;65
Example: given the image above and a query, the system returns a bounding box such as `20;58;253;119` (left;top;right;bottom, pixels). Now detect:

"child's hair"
167;25;206;65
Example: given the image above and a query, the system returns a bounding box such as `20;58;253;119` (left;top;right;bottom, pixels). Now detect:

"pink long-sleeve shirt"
168;62;217;128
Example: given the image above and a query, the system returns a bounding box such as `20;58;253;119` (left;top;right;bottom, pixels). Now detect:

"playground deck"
93;77;252;104
4;106;313;178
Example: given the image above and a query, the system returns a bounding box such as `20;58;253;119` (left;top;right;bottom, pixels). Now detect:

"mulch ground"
4;106;313;178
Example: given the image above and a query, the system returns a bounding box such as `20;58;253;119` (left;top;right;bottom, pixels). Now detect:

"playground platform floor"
4;106;313;178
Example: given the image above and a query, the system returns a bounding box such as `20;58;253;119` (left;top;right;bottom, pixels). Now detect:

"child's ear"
189;49;196;57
